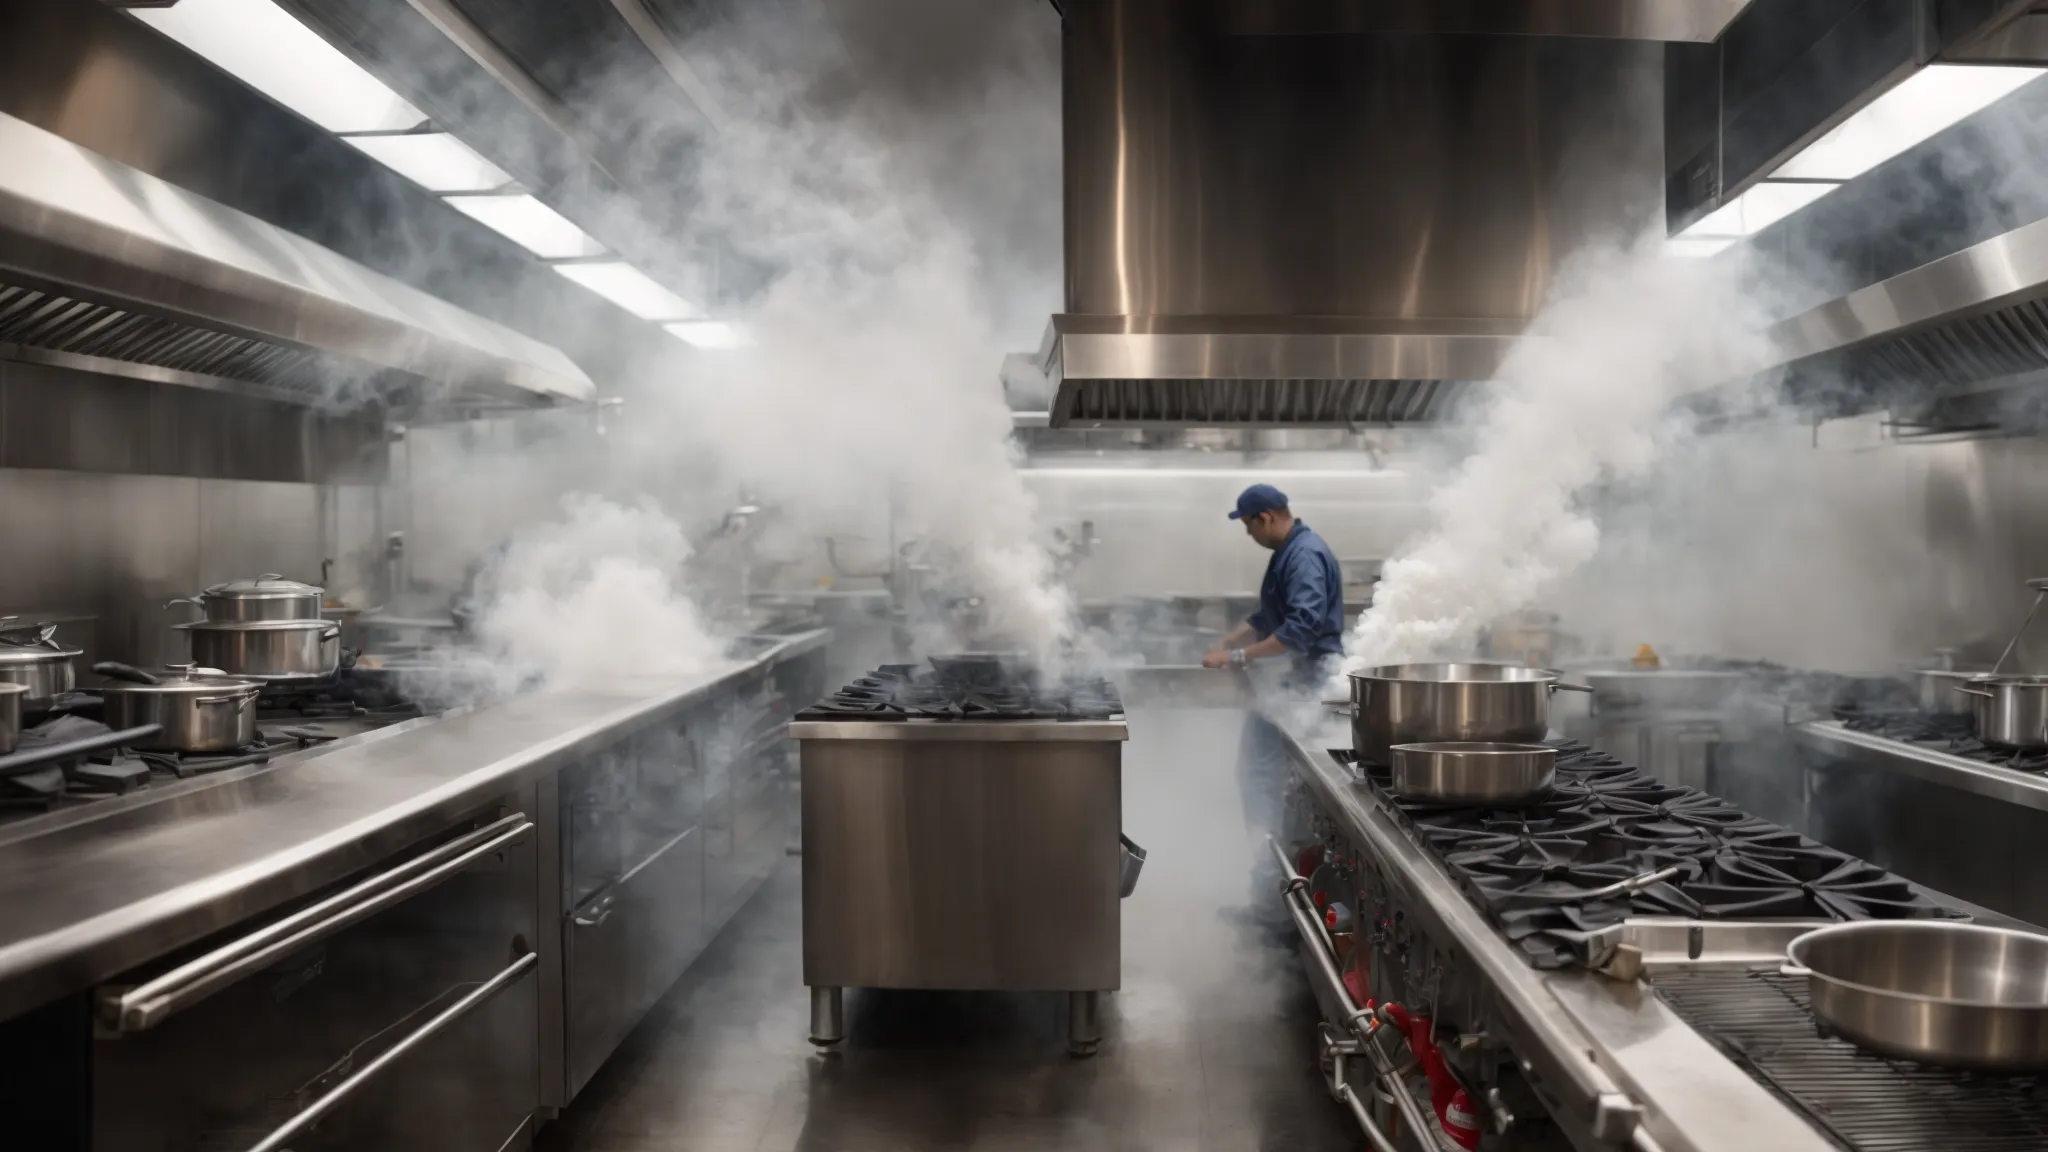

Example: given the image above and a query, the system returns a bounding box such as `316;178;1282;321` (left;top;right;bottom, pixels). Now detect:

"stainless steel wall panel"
196;480;326;589
0;359;150;474
0;467;356;668
1;356;388;484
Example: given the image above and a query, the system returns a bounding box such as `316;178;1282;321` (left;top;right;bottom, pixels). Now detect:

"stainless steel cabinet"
542;642;822;1110
90;789;541;1152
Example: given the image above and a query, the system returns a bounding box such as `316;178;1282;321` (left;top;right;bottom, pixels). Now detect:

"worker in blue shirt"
1205;483;1347;935
1202;483;1346;682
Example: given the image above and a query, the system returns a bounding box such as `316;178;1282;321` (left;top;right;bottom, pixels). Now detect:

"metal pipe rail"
1270;836;1448;1151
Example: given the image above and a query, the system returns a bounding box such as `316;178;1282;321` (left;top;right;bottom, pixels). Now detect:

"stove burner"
1840;707;2048;771
256;668;424;722
798;660;1124;722
1334;742;1958;968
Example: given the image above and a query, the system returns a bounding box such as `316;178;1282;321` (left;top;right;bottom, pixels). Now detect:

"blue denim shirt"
1247;521;1346;663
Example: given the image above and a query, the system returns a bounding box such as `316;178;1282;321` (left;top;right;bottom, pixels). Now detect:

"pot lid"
0;622;80;661
174;619;338;632
204;574;322;599
96;663;259;695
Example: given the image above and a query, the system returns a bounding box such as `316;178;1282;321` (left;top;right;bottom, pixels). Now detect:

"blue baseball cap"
1229;483;1289;521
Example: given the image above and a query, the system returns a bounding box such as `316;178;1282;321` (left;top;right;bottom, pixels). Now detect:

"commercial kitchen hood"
0;110;594;414
1753;213;2048;426
1038;0;1737;429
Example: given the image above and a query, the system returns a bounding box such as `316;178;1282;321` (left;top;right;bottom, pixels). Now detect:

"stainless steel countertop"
0;628;829;1022
1273;716;1834;1152
1794;720;2048;813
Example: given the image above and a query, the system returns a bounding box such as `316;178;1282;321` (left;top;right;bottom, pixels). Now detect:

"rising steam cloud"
471;495;729;686
1340;240;1776;675
431;0;1076;677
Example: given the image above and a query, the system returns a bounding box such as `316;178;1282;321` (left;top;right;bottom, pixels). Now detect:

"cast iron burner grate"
1838;707;2048;772
1652;968;2048;1152
796;660;1123;722
1333;743;1958;967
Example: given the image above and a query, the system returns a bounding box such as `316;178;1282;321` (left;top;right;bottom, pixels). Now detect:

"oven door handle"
241;949;538;1152
100;813;533;1033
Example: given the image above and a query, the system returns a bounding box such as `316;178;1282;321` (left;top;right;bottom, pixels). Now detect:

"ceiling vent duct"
1038;0;1747;429
0;110;593;415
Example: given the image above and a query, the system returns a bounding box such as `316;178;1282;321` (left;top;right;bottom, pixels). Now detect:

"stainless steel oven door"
90;792;541;1152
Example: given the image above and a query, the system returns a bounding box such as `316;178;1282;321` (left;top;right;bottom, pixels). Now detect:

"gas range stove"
0;678;430;826
1836;707;2048;772
1333;742;1958;968
795;658;1123;722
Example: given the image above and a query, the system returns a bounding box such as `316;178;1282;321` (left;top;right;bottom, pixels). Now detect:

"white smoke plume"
664;9;1073;662
403;1;1077;676
470;494;729;687
1341;240;1777;674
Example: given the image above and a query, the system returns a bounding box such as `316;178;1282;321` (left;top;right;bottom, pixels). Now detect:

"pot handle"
93;661;161;686
1546;680;1596;695
1954;683;1995;698
195;692;255;710
1779;961;1812;978
1321;699;1358;716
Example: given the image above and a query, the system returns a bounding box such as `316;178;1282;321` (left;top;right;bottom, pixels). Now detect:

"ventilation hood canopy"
1038;0;1714;428
1747;213;2048;425
0;110;593;413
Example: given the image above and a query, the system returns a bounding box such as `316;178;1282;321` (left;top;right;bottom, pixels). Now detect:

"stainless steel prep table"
790;715;1128;1055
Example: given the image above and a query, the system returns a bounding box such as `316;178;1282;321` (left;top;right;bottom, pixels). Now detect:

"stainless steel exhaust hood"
1039;0;1698;428
0;110;594;414
1757;214;2048;415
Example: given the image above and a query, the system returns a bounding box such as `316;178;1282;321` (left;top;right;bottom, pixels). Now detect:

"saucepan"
0;619;81;709
1783;920;2048;1070
168;574;324;623
1338;663;1593;765
1953;675;2048;750
1388;741;1557;806
93;662;262;753
174;618;340;681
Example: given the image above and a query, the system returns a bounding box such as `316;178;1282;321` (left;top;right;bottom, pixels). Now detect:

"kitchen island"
0;628;828;1152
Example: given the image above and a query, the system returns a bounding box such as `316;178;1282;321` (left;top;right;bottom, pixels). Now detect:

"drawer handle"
101;814;533;1033
573;895;616;928
241;950;537;1152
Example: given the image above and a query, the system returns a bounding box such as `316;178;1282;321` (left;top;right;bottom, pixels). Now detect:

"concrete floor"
537;707;1353;1152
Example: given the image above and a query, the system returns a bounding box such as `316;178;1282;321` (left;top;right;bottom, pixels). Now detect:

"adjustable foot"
809;986;844;1050
1067;990;1102;1058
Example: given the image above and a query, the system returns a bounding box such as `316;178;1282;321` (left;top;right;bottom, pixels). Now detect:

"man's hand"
1201;649;1232;669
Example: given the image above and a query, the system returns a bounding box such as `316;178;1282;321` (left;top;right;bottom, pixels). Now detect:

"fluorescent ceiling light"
1776;64;2047;181
553;262;699;321
344;133;511;194
1740;181;1839;231
1665;236;1737;259
664;321;753;349
1672;180;1840;248
133;0;425;135
446;194;604;259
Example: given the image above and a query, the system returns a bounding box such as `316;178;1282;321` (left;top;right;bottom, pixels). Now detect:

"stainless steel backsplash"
0;359;388;669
